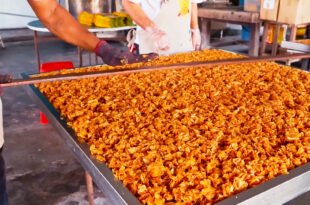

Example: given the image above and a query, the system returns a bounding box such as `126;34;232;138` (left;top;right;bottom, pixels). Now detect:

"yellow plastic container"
265;24;287;44
296;27;306;37
78;11;94;26
94;14;115;28
78;11;134;28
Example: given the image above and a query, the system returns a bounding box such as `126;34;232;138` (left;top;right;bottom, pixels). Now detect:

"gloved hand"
145;27;170;52
0;75;12;94
191;28;201;51
0;75;12;84
95;40;158;66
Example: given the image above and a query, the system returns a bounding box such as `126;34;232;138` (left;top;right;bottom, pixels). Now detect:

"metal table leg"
271;24;281;56
95;55;99;65
249;22;260;56
85;171;95;205
285;25;298;66
301;59;310;71
34;31;41;72
260;22;269;56
289;25;297;42
78;47;83;67
88;52;92;66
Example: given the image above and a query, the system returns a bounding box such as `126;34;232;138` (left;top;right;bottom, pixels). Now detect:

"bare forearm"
122;0;156;29
191;3;199;29
45;6;99;51
28;0;99;51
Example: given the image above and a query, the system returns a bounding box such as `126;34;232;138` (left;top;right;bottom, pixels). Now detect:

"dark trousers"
0;147;8;205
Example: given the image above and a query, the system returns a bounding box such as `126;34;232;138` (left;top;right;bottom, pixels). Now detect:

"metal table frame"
280;41;310;71
22;69;310;204
23;74;141;205
260;21;310;57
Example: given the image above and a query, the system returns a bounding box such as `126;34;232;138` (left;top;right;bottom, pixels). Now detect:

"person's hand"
145;27;170;52
0;75;12;94
0;75;12;84
95;40;158;66
191;28;201;50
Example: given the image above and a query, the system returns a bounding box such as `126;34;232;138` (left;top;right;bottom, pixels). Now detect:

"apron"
137;0;193;55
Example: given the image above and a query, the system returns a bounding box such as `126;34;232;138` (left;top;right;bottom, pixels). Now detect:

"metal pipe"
85;171;95;205
2;52;310;88
33;31;41;72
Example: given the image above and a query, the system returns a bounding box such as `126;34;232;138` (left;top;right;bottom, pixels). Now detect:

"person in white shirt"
123;0;205;55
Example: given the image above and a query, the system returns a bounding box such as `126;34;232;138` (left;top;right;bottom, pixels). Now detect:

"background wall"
0;0;68;29
0;0;38;29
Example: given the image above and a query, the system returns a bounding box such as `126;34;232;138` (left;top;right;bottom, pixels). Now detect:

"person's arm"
122;0;169;51
190;3;201;50
122;0;155;29
28;0;99;51
190;3;199;30
27;0;157;65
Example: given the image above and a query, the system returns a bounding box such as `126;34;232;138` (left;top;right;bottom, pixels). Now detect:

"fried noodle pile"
36;50;310;205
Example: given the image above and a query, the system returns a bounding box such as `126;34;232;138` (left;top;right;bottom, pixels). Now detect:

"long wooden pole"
2;53;310;88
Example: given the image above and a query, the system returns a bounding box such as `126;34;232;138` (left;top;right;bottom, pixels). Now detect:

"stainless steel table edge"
281;41;310;53
217;163;310;205
21;73;141;205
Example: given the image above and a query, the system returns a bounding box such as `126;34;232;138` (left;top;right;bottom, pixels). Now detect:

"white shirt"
129;0;204;19
128;0;205;45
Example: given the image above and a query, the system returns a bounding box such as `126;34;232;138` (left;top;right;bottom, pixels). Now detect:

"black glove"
0;75;12;84
0;75;12;94
95;40;158;66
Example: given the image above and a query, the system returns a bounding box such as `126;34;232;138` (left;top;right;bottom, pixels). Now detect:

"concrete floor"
0;40;107;205
0;38;309;205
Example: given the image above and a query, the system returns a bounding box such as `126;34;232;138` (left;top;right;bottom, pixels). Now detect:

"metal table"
280;40;310;70
23;69;310;204
27;20;136;70
260;21;310;56
198;7;261;56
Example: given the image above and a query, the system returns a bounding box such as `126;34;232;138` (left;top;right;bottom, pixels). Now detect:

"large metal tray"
22;70;310;205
